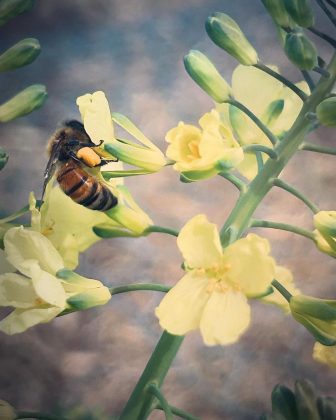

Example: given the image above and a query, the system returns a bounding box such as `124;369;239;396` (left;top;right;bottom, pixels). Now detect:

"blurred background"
0;0;335;419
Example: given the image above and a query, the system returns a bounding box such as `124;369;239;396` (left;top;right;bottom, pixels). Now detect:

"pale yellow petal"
200;291;250;345
155;271;209;335
177;214;223;269
4;227;64;276
0;249;15;274
166;123;202;163
232;65;283;116
313;342;336;368
0;306;62;335
0;273;38;308
224;234;275;296
29;262;66;308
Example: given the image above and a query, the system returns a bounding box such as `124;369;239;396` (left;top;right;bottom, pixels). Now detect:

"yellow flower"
261;265;300;313
0;400;16;420
217;65;309;179
155;214;276;345
313;342;336;369
166;110;243;181
0;227;111;335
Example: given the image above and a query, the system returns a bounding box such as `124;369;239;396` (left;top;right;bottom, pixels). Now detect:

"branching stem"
250;219;316;241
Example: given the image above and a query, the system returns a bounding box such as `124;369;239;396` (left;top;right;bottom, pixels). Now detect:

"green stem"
16;411;64;420
301;70;315;92
219;172;247;193
254;63;308;101
243;144;278;160
110;283;171;295
271;279;292;303
272;178;320;213
144;225;179;237
149;384;173;420
157;405;201;420
227;99;278;145
119;331;184;419
220;53;336;243
250;219;315;241
300;142;336;155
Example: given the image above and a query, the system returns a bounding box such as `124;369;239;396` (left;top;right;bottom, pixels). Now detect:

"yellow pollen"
77;147;101;167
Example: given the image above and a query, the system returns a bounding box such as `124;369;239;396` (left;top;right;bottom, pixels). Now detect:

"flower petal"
177;214;223;269
0;306;62;335
0;273;38;308
224;233;275;296
155;271;209;335
4;227;64;276
0;249;15;274
200;291;251;345
76;91;114;144
313;342;336;369
29;262;66;308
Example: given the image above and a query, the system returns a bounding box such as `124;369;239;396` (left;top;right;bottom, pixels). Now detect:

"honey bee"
41;120;118;211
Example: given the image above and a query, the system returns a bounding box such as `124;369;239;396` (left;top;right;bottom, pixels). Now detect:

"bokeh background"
0;1;335;419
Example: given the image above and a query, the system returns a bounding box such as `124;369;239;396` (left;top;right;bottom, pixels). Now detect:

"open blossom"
217;65;309;179
155;214;276;345
166;109;243;181
0;227;111;335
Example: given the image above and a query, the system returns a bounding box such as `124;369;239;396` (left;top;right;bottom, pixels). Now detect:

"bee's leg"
94;157;119;167
78;140;104;148
68;151;83;163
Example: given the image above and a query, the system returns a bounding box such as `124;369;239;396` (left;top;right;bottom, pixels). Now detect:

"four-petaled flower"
155;214;277;345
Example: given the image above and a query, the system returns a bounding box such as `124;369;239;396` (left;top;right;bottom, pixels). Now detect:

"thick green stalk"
220;53;336;242
119;331;184;419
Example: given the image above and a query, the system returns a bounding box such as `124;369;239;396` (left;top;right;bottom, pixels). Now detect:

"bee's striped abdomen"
57;161;117;211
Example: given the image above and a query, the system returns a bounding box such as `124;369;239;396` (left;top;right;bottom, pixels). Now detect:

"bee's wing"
40;142;62;208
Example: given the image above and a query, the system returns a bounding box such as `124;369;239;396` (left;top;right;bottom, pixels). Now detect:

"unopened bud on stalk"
316;97;336;127
0;84;47;122
261;0;294;28
284;31;318;70
290;295;336;346
0;0;35;26
0;38;40;72
0;147;8;170
184;50;231;103
283;0;315;28
206;13;259;65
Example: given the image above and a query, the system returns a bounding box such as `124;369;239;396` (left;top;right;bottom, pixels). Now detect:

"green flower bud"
0;400;16;420
290;295;336;346
0;38;40;72
316;97;336;127
317;396;336;419
261;0;294;28
0;0;35;26
184;50;231;103
283;0;315;28
271;384;298;419
0;84;47;122
314;211;336;236
294;380;320;420
0;147;9;170
205;13;258;65
284;31;318;70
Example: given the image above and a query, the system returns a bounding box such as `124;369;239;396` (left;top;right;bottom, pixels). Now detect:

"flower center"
186;140;201;161
204;263;241;294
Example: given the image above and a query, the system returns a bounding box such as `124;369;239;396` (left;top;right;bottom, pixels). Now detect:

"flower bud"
0;0;34;26
290;295;336;346
294;380;319;420
284;31;318;70
283;0;315;28
314;211;336;236
0;84;47;122
271;384;297;419
0;400;16;420
206;13;258;65
184;50;231;103
314;230;336;258
0;38;40;72
261;0;294;28
317;396;336;418
0;147;8;170
316;97;336;127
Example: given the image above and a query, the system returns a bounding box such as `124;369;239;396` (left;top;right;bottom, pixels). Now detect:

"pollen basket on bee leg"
76;147;101;167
